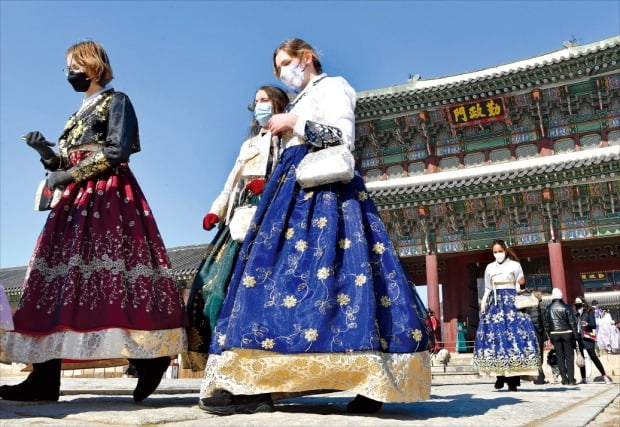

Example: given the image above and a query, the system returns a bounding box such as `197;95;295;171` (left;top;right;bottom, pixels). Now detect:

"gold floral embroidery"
283;295;298;308
380;295;392;307
355;274;367;286
313;217;328;229
261;338;275;349
242;275;256;288
316;267;330;280
215;245;227;262
357;191;368;201
303;191;314;200
339;238;351;249
217;334;226;346
336;293;350;306
380;338;388;350
295;240;308;252
373;242;386;254
304;329;318;342
411;329;423;342
285;228;295;239
201;350;431;404
68;152;112;183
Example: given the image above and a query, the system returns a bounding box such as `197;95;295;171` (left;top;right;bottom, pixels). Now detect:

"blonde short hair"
66;40;113;86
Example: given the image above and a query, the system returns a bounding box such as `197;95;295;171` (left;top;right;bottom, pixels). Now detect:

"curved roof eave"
357;35;620;101
366;146;620;196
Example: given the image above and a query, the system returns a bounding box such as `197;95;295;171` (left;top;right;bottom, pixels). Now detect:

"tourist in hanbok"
595;302;620;354
456;315;468;353
0;41;187;402
185;85;288;370
198;38;431;416
473;240;539;391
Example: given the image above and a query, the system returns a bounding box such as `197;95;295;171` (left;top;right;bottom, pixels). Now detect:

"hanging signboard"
447;97;508;128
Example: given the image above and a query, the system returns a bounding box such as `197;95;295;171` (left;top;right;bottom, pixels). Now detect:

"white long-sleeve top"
284;73;357;151
480;258;524;307
208;132;277;224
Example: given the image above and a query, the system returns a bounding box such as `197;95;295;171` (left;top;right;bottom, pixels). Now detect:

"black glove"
23;131;56;160
47;171;73;189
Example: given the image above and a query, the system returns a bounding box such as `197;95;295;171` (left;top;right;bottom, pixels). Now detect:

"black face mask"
575;303;583;309
67;71;91;92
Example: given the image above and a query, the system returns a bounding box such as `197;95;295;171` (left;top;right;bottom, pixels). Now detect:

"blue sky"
1;0;619;269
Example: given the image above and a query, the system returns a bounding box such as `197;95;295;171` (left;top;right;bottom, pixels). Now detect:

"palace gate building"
354;36;620;350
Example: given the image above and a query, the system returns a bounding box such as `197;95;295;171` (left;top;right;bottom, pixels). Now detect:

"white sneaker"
603;375;613;385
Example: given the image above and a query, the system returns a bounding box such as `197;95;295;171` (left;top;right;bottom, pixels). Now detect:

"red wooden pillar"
426;253;440;323
548;241;568;301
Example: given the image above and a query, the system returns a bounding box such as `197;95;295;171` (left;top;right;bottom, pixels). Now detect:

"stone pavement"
0;376;618;426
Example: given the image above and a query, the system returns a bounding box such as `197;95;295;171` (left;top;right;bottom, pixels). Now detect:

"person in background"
594;300;620;354
456;315;468;353
428;310;442;351
0;41;187;402
544;288;578;386
198;38;430;416
520;291;546;385
573;296;613;384
473;239;539;392
185;85;288;371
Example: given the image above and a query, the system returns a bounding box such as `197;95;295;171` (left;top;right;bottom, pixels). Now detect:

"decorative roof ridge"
366;145;620;193
358;35;620;99
166;243;210;253
0;266;27;272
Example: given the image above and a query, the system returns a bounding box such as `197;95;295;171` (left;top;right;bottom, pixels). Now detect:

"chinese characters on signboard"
448;97;507;128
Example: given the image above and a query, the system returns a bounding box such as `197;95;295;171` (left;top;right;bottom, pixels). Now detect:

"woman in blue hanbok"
198;38;431;416
473;240;540;391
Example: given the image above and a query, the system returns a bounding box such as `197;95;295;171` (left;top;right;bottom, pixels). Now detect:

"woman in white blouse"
199;38;431;416
473;239;540;391
185;86;289;371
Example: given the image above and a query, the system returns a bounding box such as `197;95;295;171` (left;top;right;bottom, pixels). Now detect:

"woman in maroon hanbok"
0;41;187;402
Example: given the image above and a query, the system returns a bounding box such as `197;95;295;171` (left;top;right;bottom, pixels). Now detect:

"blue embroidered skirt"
473;288;540;376
202;145;431;402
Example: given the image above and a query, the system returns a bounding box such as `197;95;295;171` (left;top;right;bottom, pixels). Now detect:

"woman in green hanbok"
456;315;468;353
185;86;288;370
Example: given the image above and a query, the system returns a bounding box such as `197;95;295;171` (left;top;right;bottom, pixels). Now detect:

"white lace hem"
0;327;187;364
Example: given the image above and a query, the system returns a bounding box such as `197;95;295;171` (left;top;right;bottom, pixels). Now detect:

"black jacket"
576;308;597;349
523;303;544;337
544;299;578;337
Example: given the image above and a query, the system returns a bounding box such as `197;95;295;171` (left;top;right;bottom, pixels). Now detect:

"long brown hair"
491;239;520;262
248;85;289;137
66;40;113;86
272;38;322;77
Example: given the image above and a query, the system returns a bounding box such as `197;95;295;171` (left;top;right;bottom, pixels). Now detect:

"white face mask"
493;252;506;263
279;61;305;92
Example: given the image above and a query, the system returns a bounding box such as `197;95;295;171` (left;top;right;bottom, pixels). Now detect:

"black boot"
347;394;383;413
507;376;519;392
494;376;505;390
0;359;61;401
199;390;274;415
130;356;171;402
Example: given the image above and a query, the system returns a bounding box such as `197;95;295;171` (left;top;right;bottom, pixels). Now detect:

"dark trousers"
576;337;607;378
534;333;546;383
550;332;575;383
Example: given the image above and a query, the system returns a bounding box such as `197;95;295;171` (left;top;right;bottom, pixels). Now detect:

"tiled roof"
366;146;620;199
166;243;211;280
0;243;211;293
0;267;27;296
357;36;620;102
